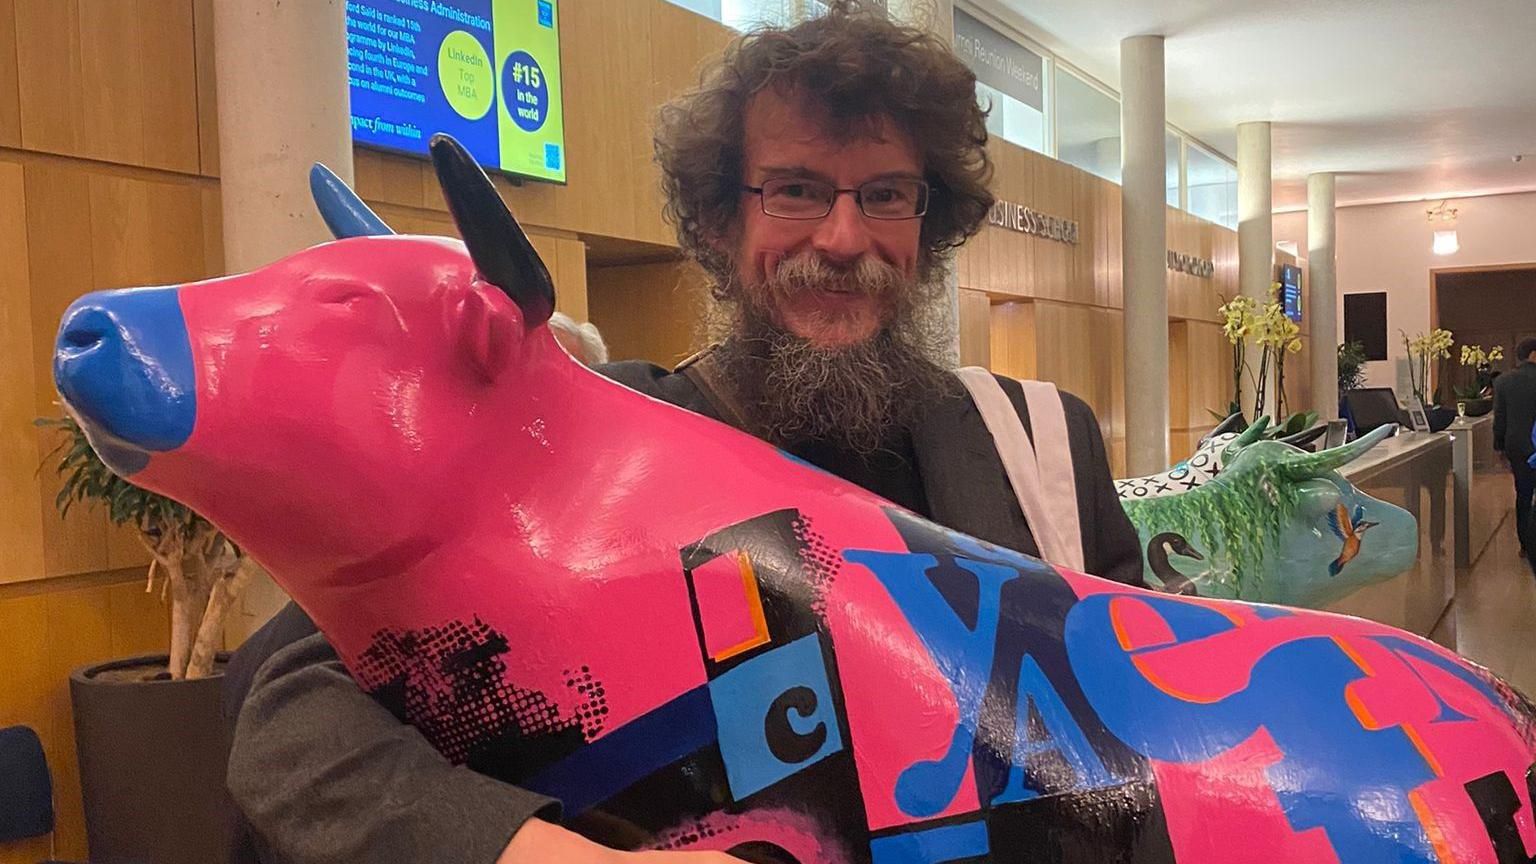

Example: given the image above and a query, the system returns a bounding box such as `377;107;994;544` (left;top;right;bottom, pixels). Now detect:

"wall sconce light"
1427;200;1459;256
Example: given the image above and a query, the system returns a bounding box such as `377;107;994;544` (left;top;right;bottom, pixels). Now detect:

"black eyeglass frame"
741;177;931;221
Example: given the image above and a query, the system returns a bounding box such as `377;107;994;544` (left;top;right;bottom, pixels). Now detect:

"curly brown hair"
653;0;994;281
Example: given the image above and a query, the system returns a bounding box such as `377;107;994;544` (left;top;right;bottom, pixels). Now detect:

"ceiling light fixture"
1427;201;1459;256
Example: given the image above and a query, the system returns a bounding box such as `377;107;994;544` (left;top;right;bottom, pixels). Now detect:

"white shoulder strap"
953;367;1086;572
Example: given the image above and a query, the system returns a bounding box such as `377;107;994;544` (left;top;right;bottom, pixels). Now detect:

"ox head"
1216;426;1418;605
1124;424;1419;606
52;135;567;579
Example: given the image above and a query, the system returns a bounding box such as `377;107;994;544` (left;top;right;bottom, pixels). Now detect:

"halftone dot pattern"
564;664;610;741
792;514;840;619
654;816;726;850
356;616;580;764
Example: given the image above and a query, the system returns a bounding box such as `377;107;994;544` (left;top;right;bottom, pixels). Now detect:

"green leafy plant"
1338;341;1368;396
38;415;259;680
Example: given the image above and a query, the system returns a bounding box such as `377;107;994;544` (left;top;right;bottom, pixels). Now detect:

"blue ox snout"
53;286;196;476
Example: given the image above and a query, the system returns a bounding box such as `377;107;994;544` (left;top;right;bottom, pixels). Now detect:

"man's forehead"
742;89;913;164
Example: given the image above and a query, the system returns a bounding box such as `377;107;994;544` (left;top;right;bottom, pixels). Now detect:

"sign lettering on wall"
952;9;1043;111
987;200;1079;245
1167;250;1215;278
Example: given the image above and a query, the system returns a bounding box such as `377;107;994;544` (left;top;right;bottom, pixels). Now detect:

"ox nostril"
63;325;104;349
58;307;117;355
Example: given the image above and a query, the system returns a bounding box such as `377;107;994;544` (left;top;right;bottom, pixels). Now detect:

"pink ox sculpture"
53;136;1536;863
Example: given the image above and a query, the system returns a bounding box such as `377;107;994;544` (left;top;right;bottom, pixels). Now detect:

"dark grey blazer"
223;361;1144;863
1494;361;1536;463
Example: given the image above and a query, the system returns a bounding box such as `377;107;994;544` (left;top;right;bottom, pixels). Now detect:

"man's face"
734;90;924;348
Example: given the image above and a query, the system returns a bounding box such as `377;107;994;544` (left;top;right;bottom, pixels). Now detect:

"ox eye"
318;284;377;307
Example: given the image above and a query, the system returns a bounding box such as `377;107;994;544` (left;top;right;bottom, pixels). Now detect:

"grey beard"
706;261;957;455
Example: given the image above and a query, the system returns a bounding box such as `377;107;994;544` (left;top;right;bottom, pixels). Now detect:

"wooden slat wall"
587;260;708;367
964;138;1242;474
0;574;169;864
956;287;991;368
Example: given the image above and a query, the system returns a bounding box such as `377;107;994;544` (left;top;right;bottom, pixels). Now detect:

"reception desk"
1450;415;1516;569
1325;430;1456;642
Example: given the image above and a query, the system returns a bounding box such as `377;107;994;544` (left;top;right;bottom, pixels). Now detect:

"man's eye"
865;186;905;203
776;184;811;198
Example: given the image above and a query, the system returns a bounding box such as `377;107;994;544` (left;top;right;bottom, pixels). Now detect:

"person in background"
223;3;1143;862
549;312;611;367
1493;337;1536;575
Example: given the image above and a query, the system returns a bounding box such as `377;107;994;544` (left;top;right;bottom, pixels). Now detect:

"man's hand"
499;819;746;864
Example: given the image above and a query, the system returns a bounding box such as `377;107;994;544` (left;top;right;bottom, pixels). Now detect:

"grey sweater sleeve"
228;631;560;863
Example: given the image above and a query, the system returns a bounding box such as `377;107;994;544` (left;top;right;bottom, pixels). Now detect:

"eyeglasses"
742;177;930;221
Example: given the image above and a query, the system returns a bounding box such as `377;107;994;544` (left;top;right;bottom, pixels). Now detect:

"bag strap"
953;367;1085;571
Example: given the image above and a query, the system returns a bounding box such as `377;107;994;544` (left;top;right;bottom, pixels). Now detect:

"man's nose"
810;193;873;264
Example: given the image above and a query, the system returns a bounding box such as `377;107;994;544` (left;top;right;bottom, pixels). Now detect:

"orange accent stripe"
1409;789;1458;864
1345;687;1378;728
1333;636;1375;675
1109;599;1133;651
712;551;771;661
1401;724;1444;778
1130;656;1224;704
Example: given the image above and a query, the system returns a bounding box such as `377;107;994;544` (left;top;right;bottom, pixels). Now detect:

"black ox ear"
429;133;555;329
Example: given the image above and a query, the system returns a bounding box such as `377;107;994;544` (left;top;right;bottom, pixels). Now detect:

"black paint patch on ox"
357;616;585;782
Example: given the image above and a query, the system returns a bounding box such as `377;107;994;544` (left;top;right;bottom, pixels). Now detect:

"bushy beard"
707;252;957;455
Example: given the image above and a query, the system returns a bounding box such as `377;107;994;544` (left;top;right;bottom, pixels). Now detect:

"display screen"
1280;263;1303;323
346;0;566;184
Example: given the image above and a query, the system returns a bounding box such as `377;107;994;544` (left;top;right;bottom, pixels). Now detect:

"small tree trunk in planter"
186;557;257;679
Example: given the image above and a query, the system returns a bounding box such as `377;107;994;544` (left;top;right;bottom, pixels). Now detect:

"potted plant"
1401;328;1458;431
1251;286;1303;420
1213;291;1319;441
1338;341;1368;397
1216;293;1257;424
39;414;261;864
1454;343;1503;417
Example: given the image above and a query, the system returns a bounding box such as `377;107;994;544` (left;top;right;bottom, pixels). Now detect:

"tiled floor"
1440;513;1536;695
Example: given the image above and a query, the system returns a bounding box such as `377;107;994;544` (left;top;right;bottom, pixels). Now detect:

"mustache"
759;253;903;301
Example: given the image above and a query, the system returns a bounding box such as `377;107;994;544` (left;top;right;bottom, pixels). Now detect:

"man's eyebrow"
754;165;834;183
753;166;926;184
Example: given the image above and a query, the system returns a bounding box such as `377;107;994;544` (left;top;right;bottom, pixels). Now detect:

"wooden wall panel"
957;288;991;368
0;161;44;581
14;0;87;156
0;0;18;148
15;0;200;172
587;260;706;367
192;0;218;176
1169;319;1230;432
988;300;1036;381
22;161;104;580
1032;301;1124;446
0;574;168;864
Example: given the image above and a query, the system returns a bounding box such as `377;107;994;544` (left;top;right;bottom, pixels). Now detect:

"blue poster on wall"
346;0;566;183
1280;263;1303;323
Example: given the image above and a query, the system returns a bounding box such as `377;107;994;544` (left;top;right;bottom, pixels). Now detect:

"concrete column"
1237;121;1275;419
1307;173;1339;419
214;0;353;637
214;0;353;272
1120;35;1168;475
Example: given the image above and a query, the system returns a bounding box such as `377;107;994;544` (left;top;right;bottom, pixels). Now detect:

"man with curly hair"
224;3;1142;862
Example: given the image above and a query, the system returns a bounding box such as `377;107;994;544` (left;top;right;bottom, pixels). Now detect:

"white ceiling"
982;0;1536;210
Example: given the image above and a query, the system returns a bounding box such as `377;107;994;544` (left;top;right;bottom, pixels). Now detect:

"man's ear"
449;282;523;382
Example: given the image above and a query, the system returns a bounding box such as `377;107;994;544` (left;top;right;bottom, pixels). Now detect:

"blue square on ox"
708;634;843;800
538;0;554;27
544;143;562;171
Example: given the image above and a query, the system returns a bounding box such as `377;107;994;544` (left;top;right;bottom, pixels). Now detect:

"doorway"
1432;264;1536;403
